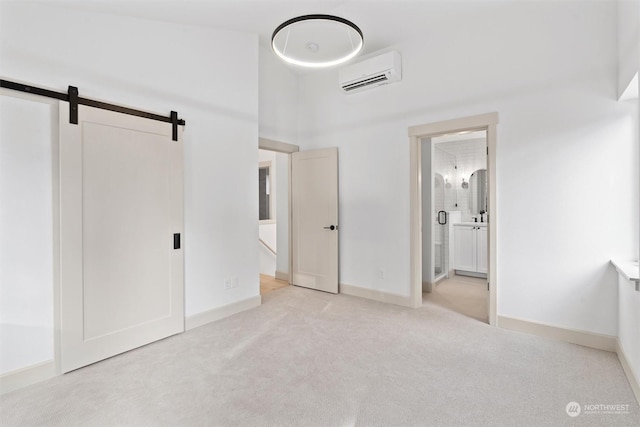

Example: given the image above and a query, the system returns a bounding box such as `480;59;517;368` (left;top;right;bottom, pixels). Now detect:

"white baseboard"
0;360;57;395
275;271;289;282
497;315;616;352
185;295;262;331
341;283;413;308
616;339;640;405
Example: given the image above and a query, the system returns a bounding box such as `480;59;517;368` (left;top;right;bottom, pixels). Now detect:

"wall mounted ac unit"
339;51;402;93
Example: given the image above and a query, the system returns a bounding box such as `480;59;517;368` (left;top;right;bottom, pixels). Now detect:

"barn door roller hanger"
0;79;185;141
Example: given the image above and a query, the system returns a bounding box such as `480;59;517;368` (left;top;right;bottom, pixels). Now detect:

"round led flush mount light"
271;14;364;68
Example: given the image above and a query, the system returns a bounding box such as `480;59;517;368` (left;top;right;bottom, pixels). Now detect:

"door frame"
408;112;499;325
258;137;299;284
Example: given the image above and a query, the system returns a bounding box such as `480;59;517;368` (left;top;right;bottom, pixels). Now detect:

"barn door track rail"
0;79;185;141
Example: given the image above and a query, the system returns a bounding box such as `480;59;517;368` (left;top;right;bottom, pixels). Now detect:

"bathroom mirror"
468;169;487;215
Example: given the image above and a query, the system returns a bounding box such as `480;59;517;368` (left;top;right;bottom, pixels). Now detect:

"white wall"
0;3;260;322
618;0;640;261
618;0;640;98
618;274;640;398
258;45;297;279
297;1;638;336
0;93;56;374
259;45;299;143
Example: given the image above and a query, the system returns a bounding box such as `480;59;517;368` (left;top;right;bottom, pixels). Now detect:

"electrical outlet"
224;277;238;290
378;269;385;279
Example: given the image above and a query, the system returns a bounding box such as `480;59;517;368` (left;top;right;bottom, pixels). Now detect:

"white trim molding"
616;339;640;405
185;295;262;331
258;137;299;154
0;361;57;395
409;135;422;309
498;315;616;352
341;283;413;308
408;112;499;137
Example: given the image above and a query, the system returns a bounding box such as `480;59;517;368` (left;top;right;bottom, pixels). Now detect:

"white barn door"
59;104;184;373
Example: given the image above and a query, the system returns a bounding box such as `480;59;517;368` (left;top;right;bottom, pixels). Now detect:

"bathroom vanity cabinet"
453;223;487;276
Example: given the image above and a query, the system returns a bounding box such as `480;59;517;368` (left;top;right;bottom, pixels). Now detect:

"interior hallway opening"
423;275;488;323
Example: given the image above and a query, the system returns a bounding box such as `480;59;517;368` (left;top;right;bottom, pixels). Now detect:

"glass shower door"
433;174;446;280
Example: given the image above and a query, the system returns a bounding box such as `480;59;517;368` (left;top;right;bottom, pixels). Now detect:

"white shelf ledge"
611;259;639;291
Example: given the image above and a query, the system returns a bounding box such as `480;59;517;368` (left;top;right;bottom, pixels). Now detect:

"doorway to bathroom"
422;131;489;323
408;112;498;325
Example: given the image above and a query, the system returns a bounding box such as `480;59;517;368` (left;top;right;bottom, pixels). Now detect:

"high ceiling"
48;0;493;57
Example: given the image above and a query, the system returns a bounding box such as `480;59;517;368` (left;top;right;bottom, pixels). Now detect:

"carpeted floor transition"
1;286;639;426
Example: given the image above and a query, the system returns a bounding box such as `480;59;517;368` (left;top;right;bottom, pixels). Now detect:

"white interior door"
291;148;339;293
59;104;184;373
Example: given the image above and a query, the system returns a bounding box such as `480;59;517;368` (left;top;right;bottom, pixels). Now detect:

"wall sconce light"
461;178;469;189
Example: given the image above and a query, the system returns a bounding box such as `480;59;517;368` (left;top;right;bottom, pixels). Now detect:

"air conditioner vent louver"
338;51;402;94
342;73;389;92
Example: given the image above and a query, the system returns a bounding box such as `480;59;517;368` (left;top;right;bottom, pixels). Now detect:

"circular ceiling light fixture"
271;14;364;68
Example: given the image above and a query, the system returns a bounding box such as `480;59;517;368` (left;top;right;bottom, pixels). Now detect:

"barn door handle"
324;225;337;230
173;233;181;249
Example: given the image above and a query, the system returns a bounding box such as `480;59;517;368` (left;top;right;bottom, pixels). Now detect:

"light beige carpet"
1;286;638;426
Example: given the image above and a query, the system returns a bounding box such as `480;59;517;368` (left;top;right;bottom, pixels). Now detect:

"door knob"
324;225;337;230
